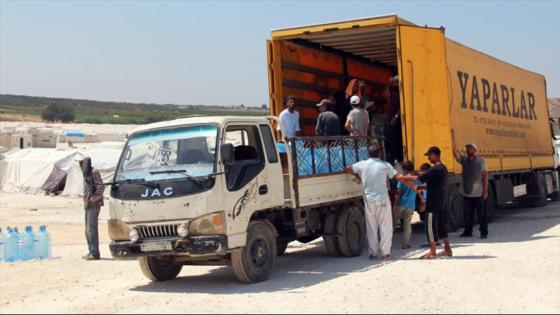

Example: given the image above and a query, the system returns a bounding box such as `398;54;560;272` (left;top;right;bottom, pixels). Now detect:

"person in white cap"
451;129;489;239
345;95;370;137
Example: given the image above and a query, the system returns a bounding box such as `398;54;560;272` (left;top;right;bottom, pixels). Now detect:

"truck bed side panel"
297;174;362;207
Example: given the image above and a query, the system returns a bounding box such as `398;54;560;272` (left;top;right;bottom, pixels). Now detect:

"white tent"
0;142;123;197
61;143;123;197
0;148;80;194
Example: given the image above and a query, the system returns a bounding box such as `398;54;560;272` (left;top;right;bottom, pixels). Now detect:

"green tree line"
0;94;267;124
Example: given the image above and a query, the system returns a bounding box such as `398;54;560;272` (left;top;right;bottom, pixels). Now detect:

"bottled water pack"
1;225;51;262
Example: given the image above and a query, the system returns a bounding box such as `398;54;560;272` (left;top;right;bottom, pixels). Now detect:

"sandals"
437;250;453;258
401;244;412;249
420;251;438;259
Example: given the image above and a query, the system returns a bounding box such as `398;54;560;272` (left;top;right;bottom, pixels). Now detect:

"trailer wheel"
231;221;276;283
521;173;547;207
322;211;341;256
139;256;182;282
447;190;463;232
336;204;366;257
486;186;496;223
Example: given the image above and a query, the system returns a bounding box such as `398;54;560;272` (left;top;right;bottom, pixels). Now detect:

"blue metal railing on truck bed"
287;136;385;178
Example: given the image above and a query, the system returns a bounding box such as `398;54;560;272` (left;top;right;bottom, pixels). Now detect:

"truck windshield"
115;124;218;182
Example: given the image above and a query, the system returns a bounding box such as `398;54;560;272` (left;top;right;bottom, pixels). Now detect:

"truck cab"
109;116;375;283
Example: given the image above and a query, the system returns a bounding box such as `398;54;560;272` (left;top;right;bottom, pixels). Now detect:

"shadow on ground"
129;202;559;294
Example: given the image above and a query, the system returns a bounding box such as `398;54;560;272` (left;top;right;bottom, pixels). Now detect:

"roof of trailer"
131;116;270;135
270;15;417;66
270;14;416;39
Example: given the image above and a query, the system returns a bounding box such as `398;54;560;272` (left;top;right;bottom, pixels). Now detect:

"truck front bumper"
109;235;227;259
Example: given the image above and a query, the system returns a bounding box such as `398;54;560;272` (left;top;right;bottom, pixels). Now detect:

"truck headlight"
128;229;140;243
176;223;189;238
188;212;226;235
108;219;131;241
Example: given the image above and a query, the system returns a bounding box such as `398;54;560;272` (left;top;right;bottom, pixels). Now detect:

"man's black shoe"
480;235;488;239
83;254;100;261
459;233;473;238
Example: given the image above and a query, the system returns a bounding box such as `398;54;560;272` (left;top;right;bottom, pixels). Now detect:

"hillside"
0;94;267;124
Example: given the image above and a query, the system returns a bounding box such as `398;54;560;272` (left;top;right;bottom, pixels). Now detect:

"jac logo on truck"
140;187;174;198
457;71;538;121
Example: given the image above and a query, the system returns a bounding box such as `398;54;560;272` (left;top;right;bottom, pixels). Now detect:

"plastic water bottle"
0;228;4;262
4;227;19;262
20;226;35;261
13;227;21;261
36;225;51;259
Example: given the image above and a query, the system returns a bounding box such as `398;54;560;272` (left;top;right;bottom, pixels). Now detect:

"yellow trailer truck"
267;15;557;229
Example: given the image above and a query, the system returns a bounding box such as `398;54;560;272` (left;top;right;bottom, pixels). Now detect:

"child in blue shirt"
393;161;425;249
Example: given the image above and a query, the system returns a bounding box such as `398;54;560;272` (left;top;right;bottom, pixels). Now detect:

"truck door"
397;25;453;170
221;123;280;247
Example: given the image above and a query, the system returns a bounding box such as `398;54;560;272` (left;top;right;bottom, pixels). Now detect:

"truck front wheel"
231;221;277;283
139;256;182;281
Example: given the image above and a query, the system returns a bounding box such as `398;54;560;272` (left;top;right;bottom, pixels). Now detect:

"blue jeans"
85;206;101;256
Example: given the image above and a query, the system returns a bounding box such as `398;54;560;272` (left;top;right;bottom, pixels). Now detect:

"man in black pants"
403;146;452;259
452;129;490;239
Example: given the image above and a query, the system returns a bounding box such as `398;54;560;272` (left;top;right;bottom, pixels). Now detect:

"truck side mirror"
220;143;235;166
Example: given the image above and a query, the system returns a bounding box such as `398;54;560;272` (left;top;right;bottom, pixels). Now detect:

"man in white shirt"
345;143;412;261
277;95;302;138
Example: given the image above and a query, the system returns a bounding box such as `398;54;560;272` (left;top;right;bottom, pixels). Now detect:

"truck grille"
137;224;179;239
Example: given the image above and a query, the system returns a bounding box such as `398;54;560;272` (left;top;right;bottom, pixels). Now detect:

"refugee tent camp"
0;142;123;196
0;148;80;194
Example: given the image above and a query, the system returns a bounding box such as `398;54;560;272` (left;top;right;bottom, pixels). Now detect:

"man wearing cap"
403;146;453;259
345;95;370;137
315;99;341;136
452;129;489;239
345;143;413;261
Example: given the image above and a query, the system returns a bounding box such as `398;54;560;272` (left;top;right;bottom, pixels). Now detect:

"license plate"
140;241;173;252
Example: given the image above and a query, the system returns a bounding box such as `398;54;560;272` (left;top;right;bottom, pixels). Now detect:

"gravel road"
1;192;559;314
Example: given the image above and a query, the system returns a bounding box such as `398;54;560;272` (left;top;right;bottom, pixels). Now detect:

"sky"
1;0;559;107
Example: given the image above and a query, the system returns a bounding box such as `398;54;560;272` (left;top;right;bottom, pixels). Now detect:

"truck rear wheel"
139;256;182;282
322;212;341;256
336;204;366;257
231;221;276;283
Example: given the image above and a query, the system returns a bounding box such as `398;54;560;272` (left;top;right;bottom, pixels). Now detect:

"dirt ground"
0;192;559;314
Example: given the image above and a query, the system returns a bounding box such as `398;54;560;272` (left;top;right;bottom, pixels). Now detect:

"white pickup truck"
108;116;382;283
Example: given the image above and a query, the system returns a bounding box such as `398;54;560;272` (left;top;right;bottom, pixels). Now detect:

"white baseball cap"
465;143;477;150
350;95;360;105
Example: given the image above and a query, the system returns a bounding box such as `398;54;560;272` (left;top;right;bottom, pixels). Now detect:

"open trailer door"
397;25;454;170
